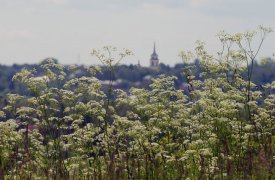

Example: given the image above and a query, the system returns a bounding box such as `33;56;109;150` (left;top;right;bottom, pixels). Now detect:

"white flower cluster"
0;28;274;179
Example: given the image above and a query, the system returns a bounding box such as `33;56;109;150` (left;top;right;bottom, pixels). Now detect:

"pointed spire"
153;41;156;54
150;41;159;68
138;60;141;67
151;41;158;59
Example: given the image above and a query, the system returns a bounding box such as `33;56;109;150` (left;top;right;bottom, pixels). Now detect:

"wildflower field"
0;27;274;179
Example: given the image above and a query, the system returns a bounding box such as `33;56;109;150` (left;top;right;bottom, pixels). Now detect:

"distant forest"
1;58;275;95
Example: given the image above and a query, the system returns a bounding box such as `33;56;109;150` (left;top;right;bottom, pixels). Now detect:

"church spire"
150;42;159;68
153;41;156;54
137;60;141;67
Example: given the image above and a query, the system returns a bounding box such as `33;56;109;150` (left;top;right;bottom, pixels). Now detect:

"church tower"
150;42;159;68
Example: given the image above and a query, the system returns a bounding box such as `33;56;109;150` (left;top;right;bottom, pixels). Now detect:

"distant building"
150;42;159;69
137;60;141;68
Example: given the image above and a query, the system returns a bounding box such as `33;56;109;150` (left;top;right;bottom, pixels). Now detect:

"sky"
0;0;274;66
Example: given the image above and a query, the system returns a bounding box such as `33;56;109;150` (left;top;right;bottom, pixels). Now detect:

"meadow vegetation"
0;26;274;179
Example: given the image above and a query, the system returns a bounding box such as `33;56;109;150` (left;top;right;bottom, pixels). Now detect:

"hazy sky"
0;0;274;66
